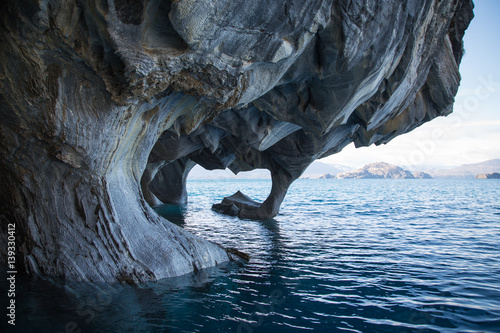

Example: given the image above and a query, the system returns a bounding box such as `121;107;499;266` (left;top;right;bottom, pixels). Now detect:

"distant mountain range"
189;161;353;179
187;159;500;180
188;165;271;179
306;159;500;180
300;162;353;179
335;162;431;179
475;172;500;179
424;159;500;179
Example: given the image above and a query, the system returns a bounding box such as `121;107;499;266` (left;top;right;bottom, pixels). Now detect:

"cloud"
321;117;500;169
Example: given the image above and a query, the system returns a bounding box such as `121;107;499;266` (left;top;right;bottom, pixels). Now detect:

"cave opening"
144;155;275;226
0;0;475;284
142;0;188;55
139;104;301;221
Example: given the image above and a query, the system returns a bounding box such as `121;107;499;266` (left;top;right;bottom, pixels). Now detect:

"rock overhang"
0;0;474;282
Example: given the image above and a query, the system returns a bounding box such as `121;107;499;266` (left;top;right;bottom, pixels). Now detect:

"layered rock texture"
0;0;473;281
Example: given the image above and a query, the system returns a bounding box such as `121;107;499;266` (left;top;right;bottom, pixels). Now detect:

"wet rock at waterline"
0;0;473;281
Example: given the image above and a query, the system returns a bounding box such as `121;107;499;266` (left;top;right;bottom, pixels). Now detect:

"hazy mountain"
189;161;352;180
412;171;433;179
336;162;423;179
300;161;353;178
187;159;500;180
425;159;500;179
475;173;500;179
188;165;270;179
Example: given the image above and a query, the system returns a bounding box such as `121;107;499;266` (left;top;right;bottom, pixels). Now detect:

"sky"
322;0;500;170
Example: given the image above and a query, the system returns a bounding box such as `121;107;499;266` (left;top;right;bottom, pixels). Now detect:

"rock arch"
0;0;473;282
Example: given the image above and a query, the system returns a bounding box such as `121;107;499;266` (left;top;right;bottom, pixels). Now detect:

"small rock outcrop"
336;162;424;179
475;173;500;179
0;0;473;281
412;172;434;179
302;173;334;179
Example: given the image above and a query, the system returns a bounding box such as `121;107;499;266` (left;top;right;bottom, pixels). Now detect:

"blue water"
3;179;500;332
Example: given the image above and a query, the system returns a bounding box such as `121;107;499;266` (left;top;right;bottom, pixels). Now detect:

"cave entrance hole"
187;165;273;218
140;115;295;220
142;154;273;224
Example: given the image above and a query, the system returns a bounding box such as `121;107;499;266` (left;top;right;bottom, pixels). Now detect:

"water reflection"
153;204;187;226
4;180;500;333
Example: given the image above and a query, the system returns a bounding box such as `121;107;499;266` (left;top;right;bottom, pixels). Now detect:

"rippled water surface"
4;179;500;332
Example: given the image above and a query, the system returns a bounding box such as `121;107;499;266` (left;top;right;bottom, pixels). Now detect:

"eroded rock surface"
0;0;473;281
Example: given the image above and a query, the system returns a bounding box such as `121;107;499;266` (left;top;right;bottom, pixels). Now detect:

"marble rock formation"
0;0;473;281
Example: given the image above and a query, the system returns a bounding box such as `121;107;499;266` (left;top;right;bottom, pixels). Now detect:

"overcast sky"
322;0;500;170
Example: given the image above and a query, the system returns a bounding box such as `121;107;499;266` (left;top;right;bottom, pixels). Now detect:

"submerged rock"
226;248;251;263
0;0;473;281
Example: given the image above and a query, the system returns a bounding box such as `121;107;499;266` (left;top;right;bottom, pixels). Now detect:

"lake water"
3;179;500;332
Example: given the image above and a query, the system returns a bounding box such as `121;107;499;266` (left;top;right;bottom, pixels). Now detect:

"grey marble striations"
0;0;473;281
